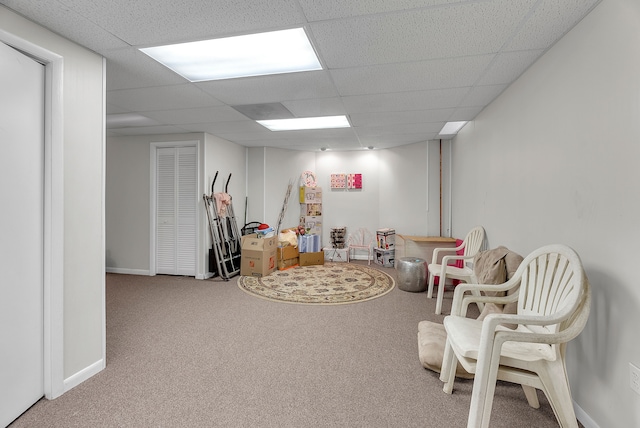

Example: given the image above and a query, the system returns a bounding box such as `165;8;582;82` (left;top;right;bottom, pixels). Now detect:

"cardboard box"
277;257;299;270
305;203;322;216
278;245;299;260
277;245;300;270
241;234;278;277
376;228;396;250
374;248;395;268
324;247;348;262
301;216;322;236
299;251;325;266
299;186;322;203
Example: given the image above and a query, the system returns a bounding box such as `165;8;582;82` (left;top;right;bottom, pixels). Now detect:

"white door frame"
0;31;65;398
150;141;201;277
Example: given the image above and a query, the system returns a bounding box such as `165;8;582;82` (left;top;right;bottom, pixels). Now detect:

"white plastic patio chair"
439;244;591;428
427;225;485;315
346;228;374;264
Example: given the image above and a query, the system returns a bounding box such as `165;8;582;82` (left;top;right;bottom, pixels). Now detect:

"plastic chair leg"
440;340;457;394
522;385;540;408
427;272;436;298
537;362;579;428
435;275;446;314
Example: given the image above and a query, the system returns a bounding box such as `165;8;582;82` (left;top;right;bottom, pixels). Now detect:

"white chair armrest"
451;281;520;316
432;246;461;264
441;254;475;266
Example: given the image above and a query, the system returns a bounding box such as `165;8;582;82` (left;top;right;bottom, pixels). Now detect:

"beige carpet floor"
10;261;572;427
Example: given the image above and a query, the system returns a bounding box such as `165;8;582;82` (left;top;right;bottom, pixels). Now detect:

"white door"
0;42;45;426
155;146;197;276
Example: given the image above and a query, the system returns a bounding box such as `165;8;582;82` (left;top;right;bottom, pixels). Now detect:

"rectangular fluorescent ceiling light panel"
439;121;468;135
140;28;322;81
257;116;350;131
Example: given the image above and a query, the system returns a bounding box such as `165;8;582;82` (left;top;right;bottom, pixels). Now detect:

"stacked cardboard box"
374;228;395;268
300;251;324;266
241;234;278;277
277;245;299;270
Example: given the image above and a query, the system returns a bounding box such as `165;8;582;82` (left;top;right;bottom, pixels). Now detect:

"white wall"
203;133;247;274
246;142;441;248
0;5;105;391
449;0;640;426
106;132;247;277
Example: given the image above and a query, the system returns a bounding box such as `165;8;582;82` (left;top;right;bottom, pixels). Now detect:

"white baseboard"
106;267;150;276
63;359;105;393
575;400;599;428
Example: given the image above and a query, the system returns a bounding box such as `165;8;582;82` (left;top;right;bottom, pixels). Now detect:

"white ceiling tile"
105;48;186;91
107;85;222;111
196;71;339;105
355;122;443;137
179;120;265;134
349;109;455;127
282;98;346;117
343;87;470;113
330;55;494;96
298;0;463;21
459;85;507;107
107;125;192;136
310;0;536;68
448;106;485;121
106;103;132;115
58;0;307;46
217;131;288;143
475;50;544;86
0;0;128;51
142;106;248;125
0;0;601;150
358;134;433;149
504;0;601;51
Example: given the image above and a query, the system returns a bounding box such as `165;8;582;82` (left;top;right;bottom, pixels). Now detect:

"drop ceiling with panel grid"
0;0;601;151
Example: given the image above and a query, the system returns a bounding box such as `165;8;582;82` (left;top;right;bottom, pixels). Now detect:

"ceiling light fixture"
257;115;350;131
140;28;322;82
439;121;468;135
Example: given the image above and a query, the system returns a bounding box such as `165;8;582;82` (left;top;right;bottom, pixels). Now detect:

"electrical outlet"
631;363;640;395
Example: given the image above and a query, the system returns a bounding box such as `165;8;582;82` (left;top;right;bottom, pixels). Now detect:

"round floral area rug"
237;263;395;305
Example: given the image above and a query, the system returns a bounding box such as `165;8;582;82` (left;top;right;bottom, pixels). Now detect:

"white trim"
0;29;65;400
101;57;107;370
149;140;201;277
63;359;104;393
106;267;151;276
575;401;600;428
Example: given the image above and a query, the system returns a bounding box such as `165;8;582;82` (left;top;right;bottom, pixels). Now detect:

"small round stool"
396;257;427;292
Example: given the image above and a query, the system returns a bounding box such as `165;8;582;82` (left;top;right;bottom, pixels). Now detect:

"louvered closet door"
156;146;196;276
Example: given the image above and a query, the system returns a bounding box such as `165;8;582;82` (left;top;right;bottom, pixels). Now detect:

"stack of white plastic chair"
439;244;591;428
